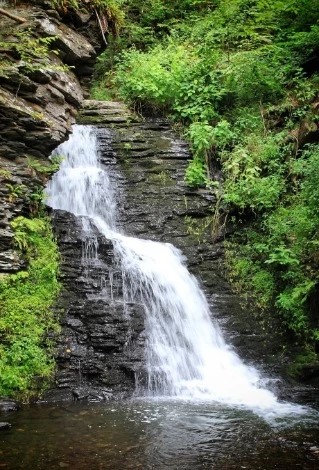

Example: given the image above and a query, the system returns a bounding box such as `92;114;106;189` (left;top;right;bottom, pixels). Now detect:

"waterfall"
46;125;304;414
47;126;116;230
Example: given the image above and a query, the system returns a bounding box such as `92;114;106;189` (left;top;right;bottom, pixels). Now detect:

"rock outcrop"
0;1;99;276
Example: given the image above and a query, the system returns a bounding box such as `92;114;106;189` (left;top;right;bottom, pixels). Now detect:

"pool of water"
1;399;319;469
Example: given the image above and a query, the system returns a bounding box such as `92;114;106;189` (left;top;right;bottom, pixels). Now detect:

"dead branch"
94;8;108;47
0;8;27;24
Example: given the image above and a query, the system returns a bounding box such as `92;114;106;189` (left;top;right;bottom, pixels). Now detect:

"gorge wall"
0;0;98;276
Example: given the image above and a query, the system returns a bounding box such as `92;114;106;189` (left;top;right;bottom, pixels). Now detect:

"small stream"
1;400;319;469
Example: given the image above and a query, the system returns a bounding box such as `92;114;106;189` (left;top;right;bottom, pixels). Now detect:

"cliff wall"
0;0;98;275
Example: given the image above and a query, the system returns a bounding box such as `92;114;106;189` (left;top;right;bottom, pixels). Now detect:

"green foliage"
172;55;225;122
224;175;284;210
184;214;212;244
121;0;214;41
287;347;318;379
25;186;45;216
25;156;63;214
223;46;290;105
187;122;216;158
220;130;286;210
225;145;319;336
114;44;194;111
27;155;63;179
265;246;300;267
184;158;207;187
90;80;115;100
0;169;11;179
0;28;66;76
15;32;56;68
6;183;26;203
0;216;61;400
225;247;276;311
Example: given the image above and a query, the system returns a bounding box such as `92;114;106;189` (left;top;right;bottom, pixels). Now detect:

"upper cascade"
47;125;117;230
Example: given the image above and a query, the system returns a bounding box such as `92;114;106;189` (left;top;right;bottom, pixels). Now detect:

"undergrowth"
0;216;61;400
91;0;319;357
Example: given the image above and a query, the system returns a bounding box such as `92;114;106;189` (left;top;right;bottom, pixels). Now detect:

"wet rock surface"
0;400;19;413
49;210;145;400
81;101;284;365
47;100;314;402
0;422;11;431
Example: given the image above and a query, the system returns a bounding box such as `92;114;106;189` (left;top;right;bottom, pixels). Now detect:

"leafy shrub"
223;46;289;105
187;122;216;158
184;158;207;187
114;44;194;111
276;279;314;330
172;54;226;122
224;243;275;311
224;174;284;210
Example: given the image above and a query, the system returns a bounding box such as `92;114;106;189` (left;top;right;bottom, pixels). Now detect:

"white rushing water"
46;125;306;416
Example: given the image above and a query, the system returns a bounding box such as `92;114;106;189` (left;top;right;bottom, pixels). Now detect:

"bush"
223;46;289;105
184;158;207;187
114;44;194;111
224;175;284;210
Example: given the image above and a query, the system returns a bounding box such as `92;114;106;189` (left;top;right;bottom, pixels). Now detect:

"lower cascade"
46;125;303;415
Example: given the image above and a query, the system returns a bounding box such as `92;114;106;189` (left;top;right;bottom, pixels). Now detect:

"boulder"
34;16;96;67
0;400;19;413
0;422;12;431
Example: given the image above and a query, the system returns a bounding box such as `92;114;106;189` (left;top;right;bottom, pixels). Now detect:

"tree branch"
0;8;27;24
94;8;108;47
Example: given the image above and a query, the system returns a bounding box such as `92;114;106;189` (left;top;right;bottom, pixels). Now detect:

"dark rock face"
83;102;285;368
50;211;145;400
48;101;289;400
0;400;19;413
0;5;91;161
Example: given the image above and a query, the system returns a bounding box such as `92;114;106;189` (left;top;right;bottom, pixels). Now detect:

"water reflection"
1;400;318;469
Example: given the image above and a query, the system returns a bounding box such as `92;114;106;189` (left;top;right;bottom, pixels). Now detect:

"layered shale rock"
0;1;99;276
49;211;145;401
